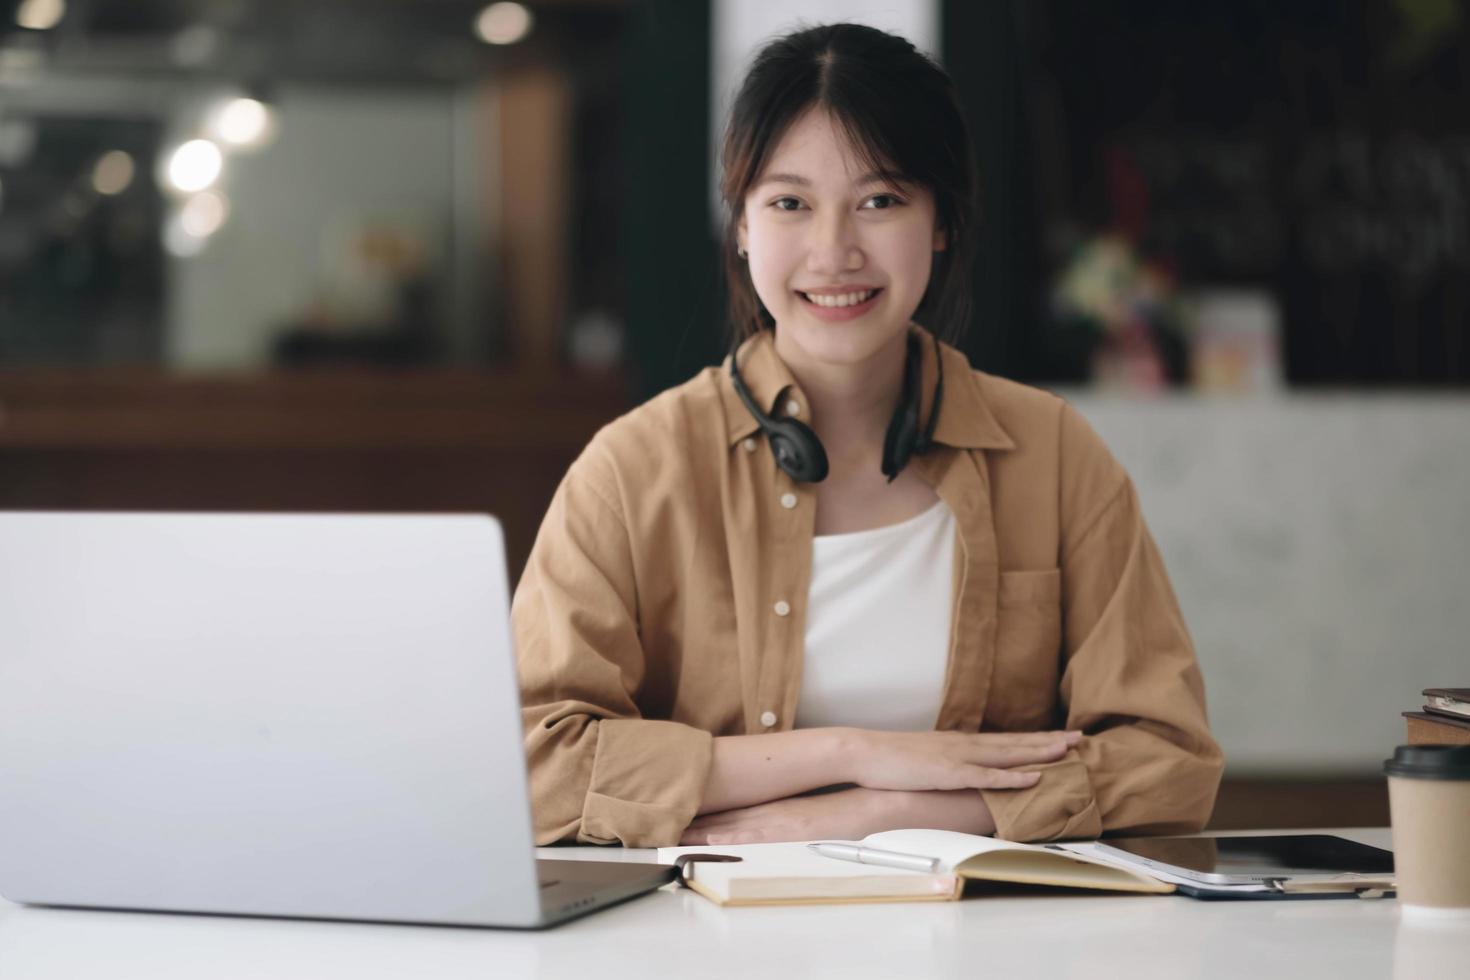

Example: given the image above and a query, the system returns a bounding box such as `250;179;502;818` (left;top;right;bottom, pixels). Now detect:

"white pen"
807;842;941;873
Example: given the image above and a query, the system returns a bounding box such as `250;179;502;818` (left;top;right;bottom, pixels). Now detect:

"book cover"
1404;710;1470;746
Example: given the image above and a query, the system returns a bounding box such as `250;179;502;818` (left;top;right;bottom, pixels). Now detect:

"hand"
845;729;1081;793
681;788;902;846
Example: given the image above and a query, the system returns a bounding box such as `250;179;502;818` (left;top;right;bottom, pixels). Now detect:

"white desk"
0;828;1462;980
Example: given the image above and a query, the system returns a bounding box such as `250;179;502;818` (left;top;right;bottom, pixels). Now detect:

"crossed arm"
680;727;1081;845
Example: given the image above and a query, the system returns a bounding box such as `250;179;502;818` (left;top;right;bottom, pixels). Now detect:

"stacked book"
1403;687;1470;746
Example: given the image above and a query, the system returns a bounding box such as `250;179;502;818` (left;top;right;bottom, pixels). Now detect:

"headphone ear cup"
728;358;829;484
766;417;829;483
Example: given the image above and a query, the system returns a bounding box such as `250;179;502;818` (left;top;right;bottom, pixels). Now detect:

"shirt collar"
720;326;1015;452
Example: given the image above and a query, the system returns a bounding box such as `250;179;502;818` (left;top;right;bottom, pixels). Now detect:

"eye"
862;193;905;210
771;197;804;212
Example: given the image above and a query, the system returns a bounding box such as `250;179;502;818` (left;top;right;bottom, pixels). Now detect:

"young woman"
513;23;1223;848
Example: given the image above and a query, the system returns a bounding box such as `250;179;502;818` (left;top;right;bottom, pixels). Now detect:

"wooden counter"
0;368;633;581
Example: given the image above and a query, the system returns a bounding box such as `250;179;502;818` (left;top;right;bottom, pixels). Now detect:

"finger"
969;738;1072;768
969;732;1082;758
957;733;1063;756
964;766;1042;790
978;730;1079;746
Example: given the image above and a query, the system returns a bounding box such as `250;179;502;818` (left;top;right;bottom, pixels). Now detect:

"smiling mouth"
797;288;882;308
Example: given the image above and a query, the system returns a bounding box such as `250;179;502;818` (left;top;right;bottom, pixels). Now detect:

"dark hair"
720;22;979;346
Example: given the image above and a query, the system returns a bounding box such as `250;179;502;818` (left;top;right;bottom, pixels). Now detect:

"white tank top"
794;499;956;731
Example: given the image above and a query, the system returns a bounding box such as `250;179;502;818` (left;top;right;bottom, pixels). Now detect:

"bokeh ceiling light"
474;2;533;45
165;139;223;193
179;190;230;238
92;150;136;195
15;0;66;31
163;215;207;258
211;97;276;148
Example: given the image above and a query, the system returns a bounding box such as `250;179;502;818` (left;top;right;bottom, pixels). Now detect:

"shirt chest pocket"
986;569;1063;731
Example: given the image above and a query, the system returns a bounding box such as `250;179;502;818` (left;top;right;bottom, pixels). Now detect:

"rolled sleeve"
514;442;715;847
983;407;1224;842
983;754;1101;841
580;718;713;845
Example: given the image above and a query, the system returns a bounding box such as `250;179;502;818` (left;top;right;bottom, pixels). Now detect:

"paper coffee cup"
1384;745;1470;918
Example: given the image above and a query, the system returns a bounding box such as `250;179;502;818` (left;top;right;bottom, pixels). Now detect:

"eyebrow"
757;170;910;189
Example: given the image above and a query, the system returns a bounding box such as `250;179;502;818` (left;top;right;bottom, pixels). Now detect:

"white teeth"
803;289;876;308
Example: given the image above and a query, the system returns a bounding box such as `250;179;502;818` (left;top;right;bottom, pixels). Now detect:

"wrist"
845;786;910;834
874;788;920;828
881;789;995;836
968;791;998;836
826;727;867;784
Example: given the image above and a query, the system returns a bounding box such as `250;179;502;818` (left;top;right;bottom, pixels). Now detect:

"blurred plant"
1388;0;1463;70
1047;234;1190;392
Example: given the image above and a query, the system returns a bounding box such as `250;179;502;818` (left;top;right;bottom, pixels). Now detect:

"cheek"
878;227;936;294
747;240;799;306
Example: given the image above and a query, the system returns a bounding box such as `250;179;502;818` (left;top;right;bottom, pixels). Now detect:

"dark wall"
944;0;1039;379
622;0;725;401
620;0;1470;395
1027;0;1470;385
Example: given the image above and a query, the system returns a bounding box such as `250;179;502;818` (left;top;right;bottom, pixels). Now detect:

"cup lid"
1384;745;1470;780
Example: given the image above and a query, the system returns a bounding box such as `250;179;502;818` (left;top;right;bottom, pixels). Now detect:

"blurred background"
2;0;1467;828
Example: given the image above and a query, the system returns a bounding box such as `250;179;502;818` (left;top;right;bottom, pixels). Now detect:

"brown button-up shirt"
513;328;1223;847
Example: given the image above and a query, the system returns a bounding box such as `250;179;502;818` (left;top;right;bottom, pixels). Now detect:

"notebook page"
658;841;923;878
656;842;958;902
860;829;1037;871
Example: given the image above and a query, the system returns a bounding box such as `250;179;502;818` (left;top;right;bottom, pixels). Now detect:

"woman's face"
738;107;944;370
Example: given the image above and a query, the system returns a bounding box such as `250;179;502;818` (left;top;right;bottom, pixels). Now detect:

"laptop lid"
0;512;546;927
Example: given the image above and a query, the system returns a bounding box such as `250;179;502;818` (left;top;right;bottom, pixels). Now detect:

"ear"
932;225;948;253
737;214;748;254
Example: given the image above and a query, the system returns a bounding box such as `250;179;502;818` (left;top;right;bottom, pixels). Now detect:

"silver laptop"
0;512;675;928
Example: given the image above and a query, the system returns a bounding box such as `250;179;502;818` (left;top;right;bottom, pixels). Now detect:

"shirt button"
785;399;801;417
779;492;797;509
760;710;778;728
743;437;757;453
773;600;791;616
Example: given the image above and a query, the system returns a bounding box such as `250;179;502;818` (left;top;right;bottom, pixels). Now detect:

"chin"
777;311;909;368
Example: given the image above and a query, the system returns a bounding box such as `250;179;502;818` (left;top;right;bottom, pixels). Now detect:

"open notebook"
658;829;1174;907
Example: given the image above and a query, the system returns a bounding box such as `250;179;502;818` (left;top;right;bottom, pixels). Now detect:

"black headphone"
729;330;944;484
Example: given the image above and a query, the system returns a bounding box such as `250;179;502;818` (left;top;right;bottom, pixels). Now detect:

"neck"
773;329;909;464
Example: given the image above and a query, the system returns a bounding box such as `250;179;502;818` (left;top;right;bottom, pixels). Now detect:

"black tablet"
1092;834;1394;886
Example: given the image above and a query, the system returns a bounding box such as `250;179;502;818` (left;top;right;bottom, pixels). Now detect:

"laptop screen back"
0;512;543;927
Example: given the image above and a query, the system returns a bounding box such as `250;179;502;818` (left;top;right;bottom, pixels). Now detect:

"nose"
805;211;864;275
